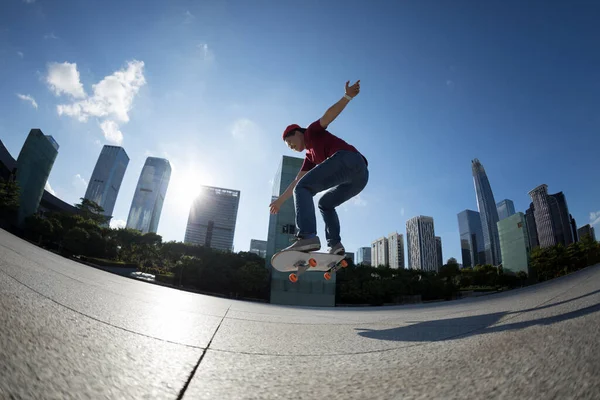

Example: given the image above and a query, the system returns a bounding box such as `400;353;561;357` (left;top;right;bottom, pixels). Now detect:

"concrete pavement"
1;228;599;399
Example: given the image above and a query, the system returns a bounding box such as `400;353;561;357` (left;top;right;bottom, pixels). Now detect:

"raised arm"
319;80;361;129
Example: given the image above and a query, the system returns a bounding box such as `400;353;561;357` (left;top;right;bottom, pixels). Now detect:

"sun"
166;163;214;213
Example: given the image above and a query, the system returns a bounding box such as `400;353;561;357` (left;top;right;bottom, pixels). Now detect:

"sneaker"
328;242;345;256
281;236;321;253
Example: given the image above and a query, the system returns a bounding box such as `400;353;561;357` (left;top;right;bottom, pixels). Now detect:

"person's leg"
318;154;369;252
283;151;363;252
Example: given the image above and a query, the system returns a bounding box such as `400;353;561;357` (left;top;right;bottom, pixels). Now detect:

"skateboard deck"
271;250;349;282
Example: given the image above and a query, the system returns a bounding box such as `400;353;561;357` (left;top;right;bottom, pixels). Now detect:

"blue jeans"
293;150;369;247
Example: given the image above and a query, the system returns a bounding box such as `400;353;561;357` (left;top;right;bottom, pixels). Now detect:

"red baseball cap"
282;124;301;140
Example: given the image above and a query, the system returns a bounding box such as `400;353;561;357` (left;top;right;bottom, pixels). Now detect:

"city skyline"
2;1;600;261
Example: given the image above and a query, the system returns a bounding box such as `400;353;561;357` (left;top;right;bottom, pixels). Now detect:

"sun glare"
167;163;213;212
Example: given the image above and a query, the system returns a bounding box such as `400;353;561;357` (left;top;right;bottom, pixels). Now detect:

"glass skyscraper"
266;155;336;307
472;158;502;265
435;236;443;269
497;212;530;275
184;185;240;252
84;145;129;221
496;199;515;221
457;209;485;268
249;239;267;258
528;184;556;248
126;157;172;234
356;247;371;266
15;129;59;225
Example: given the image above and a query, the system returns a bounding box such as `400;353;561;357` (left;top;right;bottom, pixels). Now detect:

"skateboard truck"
289;257;318;282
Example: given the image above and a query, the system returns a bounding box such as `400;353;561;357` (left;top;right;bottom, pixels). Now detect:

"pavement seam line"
0;268;205;350
176;306;231;400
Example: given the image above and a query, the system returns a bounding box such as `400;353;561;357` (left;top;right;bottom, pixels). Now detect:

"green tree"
75;197;109;225
23;214;54;244
0;178;20;223
64;227;90;255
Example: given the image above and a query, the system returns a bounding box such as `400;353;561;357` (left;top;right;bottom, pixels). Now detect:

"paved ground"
1;228;599;399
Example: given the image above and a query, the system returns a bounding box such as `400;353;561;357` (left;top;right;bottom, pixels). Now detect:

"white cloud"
231;118;260;140
16;93;38;109
183;10;195;24
99;120;124;145
46;62;86;98
23;0;36;3
110;219;126;229
590;211;600;226
17;51;24;58
56;60;145;123
45;181;56;196
44;33;59;40
197;43;215;63
400;207;405;216
73;173;87;189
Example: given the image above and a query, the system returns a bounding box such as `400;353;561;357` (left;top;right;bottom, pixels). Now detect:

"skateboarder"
269;80;369;256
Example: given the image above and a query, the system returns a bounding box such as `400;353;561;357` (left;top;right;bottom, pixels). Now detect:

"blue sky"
1;0;599;263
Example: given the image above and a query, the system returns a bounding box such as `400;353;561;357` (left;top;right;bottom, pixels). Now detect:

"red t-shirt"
300;120;368;172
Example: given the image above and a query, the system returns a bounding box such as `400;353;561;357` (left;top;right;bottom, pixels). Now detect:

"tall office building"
387;232;405;269
549;192;574;246
497;212;530;275
525;204;539;249
578;224;596;241
497;199;515;221
15;129;59;225
528;184;560;248
372;237;389;267
356;247;372;266
435;236;443;269
184;185;240;251
84;145;129;220
125;157;171;234
472;159;502;265
406;216;437;271
266;156;335;306
457;210;485;268
570;214;578;243
345;252;355;264
249;239;267;258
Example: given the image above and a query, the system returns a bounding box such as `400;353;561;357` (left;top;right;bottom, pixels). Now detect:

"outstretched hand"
345;80;360;98
269;198;283;214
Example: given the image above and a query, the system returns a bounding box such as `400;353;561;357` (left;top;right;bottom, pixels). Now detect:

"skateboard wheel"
324;272;331;280
340;260;348;268
308;258;317;268
289;273;298;283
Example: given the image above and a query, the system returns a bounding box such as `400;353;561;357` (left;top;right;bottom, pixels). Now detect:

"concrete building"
406;215;437;271
497;199;516;221
387;232;404;269
578;224;596;241
249;239;267;258
472;158;502;265
372;237;389;267
356;247;372;266
528;184;557;248
84;145;129;221
497;212;530;275
14;129;59;225
126;157;172;234
184;185;240;251
266;156;335;307
435;236;443;269
345;252;355;264
457;210;485;268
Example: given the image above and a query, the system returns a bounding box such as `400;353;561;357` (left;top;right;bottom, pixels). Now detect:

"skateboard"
271;250;349;282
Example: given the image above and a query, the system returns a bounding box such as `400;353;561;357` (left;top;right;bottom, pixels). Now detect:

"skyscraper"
497;212;530;275
84;145;129;220
435;236;443;269
184;185;240;251
457;210;485;268
577;224;596;241
356;247;372;266
126;157;171;234
249;239;267;258
525;204;539;250
496;199;515;221
387;232;404;269
528;184;556;248
549;192;574;246
406;215;437;271
371;237;389;267
15;129;59;225
472;158;502;265
570;214;578;243
266;156;335;307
